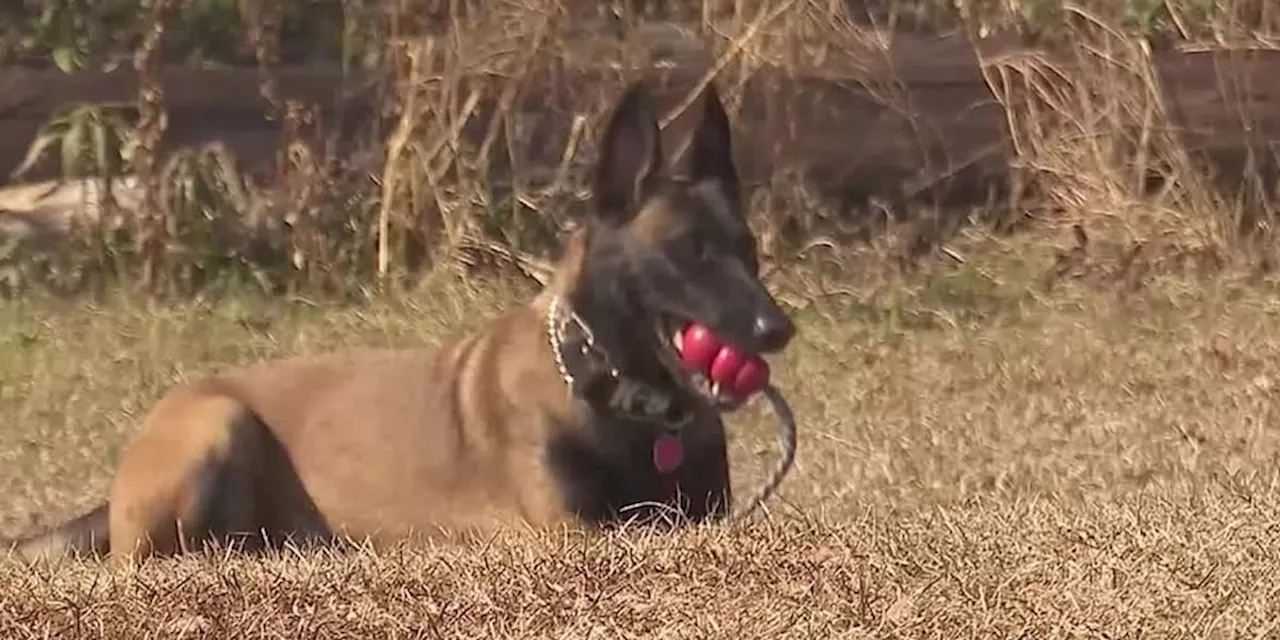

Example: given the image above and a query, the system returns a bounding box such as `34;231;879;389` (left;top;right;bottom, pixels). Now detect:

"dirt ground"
2;234;1280;637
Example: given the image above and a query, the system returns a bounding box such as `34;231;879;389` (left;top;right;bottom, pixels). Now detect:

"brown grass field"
3;231;1280;637
3;0;1280;637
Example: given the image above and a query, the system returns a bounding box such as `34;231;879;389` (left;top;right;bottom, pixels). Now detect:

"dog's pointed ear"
593;82;664;225
688;84;742;209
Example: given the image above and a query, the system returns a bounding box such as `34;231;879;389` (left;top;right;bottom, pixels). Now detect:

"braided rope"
732;383;797;520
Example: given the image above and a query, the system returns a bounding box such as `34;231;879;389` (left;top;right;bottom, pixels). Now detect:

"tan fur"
628;193;693;246
14;232;613;563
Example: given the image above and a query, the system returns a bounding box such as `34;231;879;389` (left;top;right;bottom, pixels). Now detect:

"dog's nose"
752;312;795;353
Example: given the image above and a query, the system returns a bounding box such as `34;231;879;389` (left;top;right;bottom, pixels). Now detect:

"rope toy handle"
733;383;797;520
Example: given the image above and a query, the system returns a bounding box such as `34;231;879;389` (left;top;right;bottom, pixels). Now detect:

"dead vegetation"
2;0;1280;636
0;0;1278;295
7;502;1280;637
5;235;1280;635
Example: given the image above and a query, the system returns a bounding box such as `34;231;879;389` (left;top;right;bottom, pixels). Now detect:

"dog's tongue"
675;322;770;401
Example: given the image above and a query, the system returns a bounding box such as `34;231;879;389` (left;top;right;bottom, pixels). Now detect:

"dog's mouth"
655;315;759;412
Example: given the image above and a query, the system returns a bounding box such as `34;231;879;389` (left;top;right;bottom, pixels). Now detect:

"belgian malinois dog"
4;79;796;563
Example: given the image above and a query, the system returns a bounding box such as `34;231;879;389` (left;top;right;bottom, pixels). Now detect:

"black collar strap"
547;296;692;427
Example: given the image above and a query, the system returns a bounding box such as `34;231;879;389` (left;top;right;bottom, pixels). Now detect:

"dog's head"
573;81;795;408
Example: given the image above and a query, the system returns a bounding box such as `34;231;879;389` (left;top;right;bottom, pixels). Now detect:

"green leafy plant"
3;1;138;70
158;141;267;292
12;102;136;186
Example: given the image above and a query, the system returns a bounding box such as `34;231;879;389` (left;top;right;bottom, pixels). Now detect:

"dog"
4;79;796;563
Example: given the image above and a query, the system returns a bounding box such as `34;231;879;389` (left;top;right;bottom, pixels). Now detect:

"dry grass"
6;1;1279;292
3;1;1280;636
4;231;1280;636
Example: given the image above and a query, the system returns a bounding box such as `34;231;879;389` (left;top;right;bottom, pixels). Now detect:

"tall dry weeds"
976;1;1279;286
131;0;173;294
3;0;1280;298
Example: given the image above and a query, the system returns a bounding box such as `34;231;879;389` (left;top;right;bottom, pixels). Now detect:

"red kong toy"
676;322;771;400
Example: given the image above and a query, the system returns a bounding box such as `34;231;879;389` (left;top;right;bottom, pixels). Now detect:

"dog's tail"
3;502;110;562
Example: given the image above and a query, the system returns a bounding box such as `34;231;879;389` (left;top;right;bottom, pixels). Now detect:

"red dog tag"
653;433;684;474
